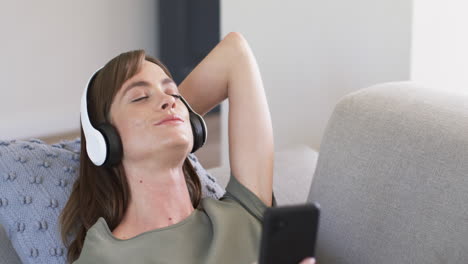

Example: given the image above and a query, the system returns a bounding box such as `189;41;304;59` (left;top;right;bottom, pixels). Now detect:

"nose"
159;94;179;110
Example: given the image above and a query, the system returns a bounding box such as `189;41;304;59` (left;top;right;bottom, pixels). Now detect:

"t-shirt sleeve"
222;171;277;222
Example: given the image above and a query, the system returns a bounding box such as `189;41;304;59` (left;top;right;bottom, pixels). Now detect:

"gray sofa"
2;81;467;263
308;82;468;263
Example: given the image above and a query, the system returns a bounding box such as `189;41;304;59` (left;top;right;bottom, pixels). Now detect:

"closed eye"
132;94;180;103
131;96;148;102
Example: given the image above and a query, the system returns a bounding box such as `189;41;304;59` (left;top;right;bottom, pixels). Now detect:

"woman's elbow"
222;32;251;57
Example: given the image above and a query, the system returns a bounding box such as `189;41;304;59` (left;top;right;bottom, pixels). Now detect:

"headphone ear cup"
189;112;207;153
96;122;123;167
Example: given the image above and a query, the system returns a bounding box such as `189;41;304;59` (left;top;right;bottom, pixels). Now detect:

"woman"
60;32;315;264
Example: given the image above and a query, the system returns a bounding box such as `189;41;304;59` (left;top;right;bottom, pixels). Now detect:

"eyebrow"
121;77;176;98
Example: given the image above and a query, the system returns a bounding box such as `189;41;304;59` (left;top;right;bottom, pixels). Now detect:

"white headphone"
80;67;108;166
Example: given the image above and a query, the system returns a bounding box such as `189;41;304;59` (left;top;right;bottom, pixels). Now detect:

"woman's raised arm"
178;32;239;116
179;32;274;207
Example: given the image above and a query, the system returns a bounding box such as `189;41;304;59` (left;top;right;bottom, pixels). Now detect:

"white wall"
411;0;468;91
0;0;159;140
220;0;412;165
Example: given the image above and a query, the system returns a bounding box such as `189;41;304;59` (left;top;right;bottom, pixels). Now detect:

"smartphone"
258;202;320;264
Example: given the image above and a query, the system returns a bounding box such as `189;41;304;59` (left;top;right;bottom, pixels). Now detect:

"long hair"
60;50;202;263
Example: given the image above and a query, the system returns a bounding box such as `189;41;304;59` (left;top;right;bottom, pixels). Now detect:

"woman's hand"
251;257;316;264
299;257;316;264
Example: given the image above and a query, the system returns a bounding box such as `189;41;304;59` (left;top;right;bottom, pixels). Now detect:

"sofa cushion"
0;137;224;264
207;144;318;205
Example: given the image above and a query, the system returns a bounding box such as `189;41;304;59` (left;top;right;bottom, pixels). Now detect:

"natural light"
411;0;468;91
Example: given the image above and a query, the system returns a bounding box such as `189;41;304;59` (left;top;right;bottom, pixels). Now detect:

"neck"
112;159;195;240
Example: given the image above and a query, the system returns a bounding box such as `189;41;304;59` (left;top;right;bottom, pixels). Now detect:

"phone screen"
258;203;320;264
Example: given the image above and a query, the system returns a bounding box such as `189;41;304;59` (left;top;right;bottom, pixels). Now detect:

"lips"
155;114;184;125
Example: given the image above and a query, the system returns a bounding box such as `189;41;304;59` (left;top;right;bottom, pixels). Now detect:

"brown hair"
60;50;202;263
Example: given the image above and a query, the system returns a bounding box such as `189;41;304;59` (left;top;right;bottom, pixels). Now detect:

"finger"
299;257;316;264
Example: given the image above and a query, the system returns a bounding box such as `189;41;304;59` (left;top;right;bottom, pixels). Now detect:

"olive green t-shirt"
74;173;277;264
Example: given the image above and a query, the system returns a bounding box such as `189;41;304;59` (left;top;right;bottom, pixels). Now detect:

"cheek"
185;122;195;144
130;118;146;128
114;113;146;140
122;119;147;141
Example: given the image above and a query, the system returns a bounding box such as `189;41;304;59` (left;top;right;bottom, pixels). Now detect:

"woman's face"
109;60;193;164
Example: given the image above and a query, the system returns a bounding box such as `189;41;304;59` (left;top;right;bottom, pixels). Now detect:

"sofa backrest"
308;82;468;263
